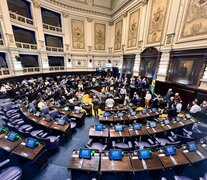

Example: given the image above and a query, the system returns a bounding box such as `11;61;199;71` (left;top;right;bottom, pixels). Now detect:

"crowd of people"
0;74;206;120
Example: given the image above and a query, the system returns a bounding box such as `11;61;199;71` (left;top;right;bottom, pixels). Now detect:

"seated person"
37;99;46;109
167;104;178;119
105;96;115;108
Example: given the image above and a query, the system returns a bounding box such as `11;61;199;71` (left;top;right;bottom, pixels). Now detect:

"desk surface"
131;152;163;171
50;122;71;133
114;115;129;122
19;102;33;117
157;150;189;168
69;111;85;119
99;115;114;122
128;127;149;137
37;119;54;128
109;127;130;138
28;114;42;123
146;124;164;134
182;144;207;164
0;136;22;152
69;151;99;172
89;127;109;138
101;153;133;172
12;142;45;160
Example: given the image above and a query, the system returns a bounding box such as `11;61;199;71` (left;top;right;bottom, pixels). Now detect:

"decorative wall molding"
87;17;93;22
32;0;41;9
62;11;69;18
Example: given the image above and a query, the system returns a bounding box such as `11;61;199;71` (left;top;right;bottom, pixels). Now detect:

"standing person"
92;96;100;117
145;91;152;109
165;88;173;103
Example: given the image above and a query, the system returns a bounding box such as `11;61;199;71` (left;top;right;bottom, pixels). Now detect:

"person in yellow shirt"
38;99;46;109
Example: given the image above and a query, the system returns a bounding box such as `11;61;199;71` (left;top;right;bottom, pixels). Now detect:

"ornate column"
133;52;141;76
157;49;171;81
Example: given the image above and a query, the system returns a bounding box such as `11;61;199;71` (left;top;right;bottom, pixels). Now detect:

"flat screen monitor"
75;109;81;114
151;108;157;113
185;114;191;119
139;149;151;159
103;112;110;117
187;141;198;152
115;125;123;132
165;145;176;156
45;114;52;121
35;111;41;117
57;119;66;126
79;148;91;159
164;119;170;125
7;132;17;142
176;117;181;122
142;109;147;114
133;124;141;130
95;124;104;131
149;122;157;128
131;111;137;116
26;138;38;149
109;149;122;160
64;107;69;111
117;112;124;117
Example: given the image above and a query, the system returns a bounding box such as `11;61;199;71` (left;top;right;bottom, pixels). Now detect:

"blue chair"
49;109;60;119
40;107;49;115
112;139;133;151
134;138;158;149
174;176;192;180
0;159;22;180
155;136;181;146
18;124;33;137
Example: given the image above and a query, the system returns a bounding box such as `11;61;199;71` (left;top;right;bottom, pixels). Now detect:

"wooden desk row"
0;132;47;170
89;118;196;138
19;102;85;135
69;142;207;175
99;111;161;124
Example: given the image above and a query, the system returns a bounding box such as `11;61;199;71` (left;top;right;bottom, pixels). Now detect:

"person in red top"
174;93;182;103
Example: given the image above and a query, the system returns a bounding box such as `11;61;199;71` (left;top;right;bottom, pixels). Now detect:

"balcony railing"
9;11;33;25
16;42;37;50
0;68;10;76
49;66;65;71
22;67;40;73
0;39;4;46
43;23;62;32
46;46;63;52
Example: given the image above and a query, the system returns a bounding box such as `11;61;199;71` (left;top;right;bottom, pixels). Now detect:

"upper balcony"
7;0;34;26
41;7;62;33
13;25;37;50
45;34;63;52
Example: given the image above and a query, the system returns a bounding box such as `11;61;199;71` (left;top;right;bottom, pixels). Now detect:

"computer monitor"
131;111;137;116
103;112;110;117
164;119;170;125
115;125;123;132
151;108;157;113
185;114;191;120
75;109;81;114
117;112;124;117
149;122;157;128
109;149;122;160
165;145;176;156
79;148;91;159
45;114;52;121
119;104;124;108
35;111;41;117
26;138;38;149
139;149;152;159
133;124;141;130
95;124;104;131
64;107;69;111
187;141;198;152
175;117;181;122
7;132;18;142
57;119;66;126
142;109;147;114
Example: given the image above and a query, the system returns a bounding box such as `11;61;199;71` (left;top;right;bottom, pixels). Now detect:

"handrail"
16;41;37;50
9;11;33;25
49;66;65;71
46;46;64;52
22;67;40;73
43;23;62;32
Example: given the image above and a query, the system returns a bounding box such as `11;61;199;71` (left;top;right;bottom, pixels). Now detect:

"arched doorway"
140;47;161;78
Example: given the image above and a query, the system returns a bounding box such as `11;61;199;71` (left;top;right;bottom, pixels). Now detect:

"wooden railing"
43;23;62;32
22;67;40;73
46;46;63;52
0;39;4;46
16;42;37;50
0;69;10;76
49;66;65;71
9;11;33;25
